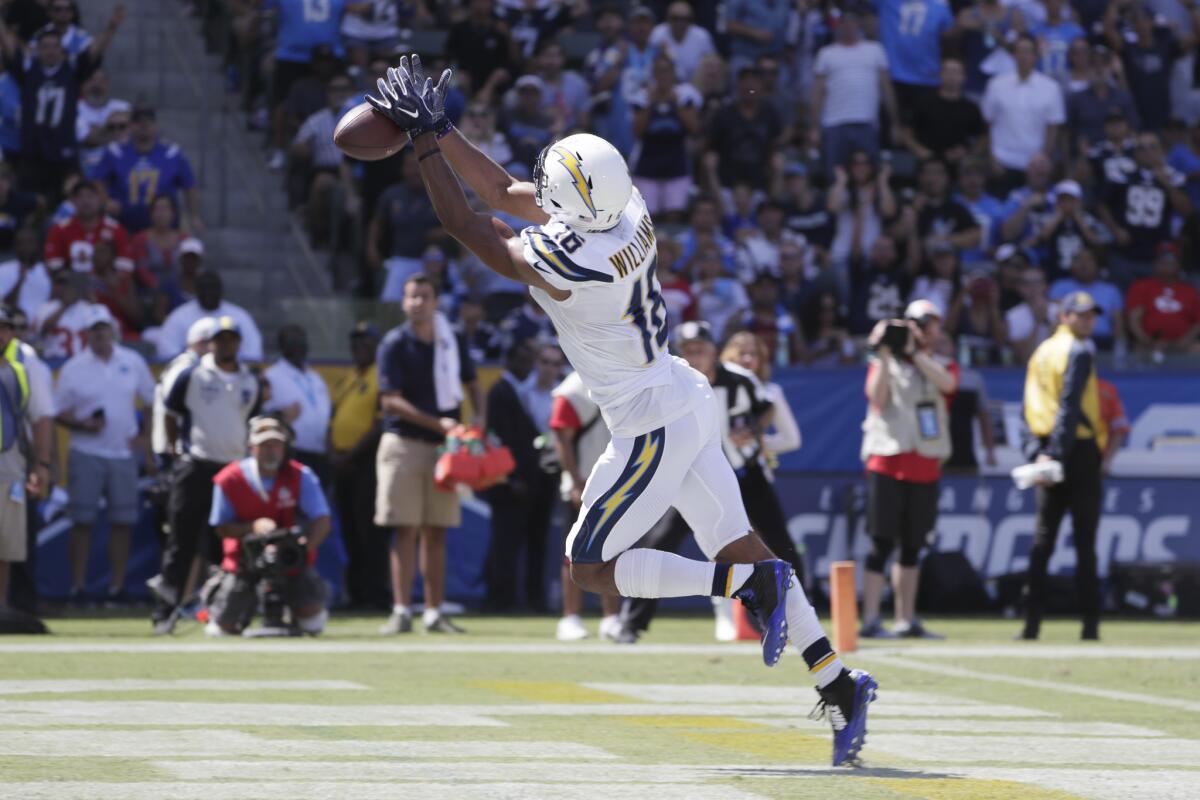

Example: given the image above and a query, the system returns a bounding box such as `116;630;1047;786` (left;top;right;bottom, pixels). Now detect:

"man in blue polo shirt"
93;104;201;235
374;273;483;636
876;0;955;117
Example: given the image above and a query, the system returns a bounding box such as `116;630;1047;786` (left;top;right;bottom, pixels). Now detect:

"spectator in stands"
1065;54;1140;155
446;0;516;98
1098;377;1129;476
75;69;129;176
725;0;791;75
999;151;1055;247
617;5;658;107
649;2;716;82
582;6;632;155
955;157;1006;270
676;194;736;274
43;179;132;274
909;158;982;267
54;304;153;605
152;236;204;320
947;271;1006;365
1050;248;1124;352
829;151;898;279
1098;132;1190;286
0;228;50;318
369;148;442;301
902;58;985;168
3;0;52;42
1007;266;1058;363
994;243;1031;311
341;1;421;69
1126;243;1200;356
810;11;896;178
0;59;20;161
130;195;186;288
330;322;388;610
691;244;748;338
0;305;52;613
376;273;482;635
33;270;91;359
94;103;202;235
704;66;781;193
0;5;124;199
203;416;330;636
457;102;513;170
530;38;589;133
152;316;261;633
629;52;702;221
494;0;580;62
1085;108;1137;190
980;34;1065;190
1103;2;1181;132
263;325;333;484
1029;180;1107;281
849;234;909;337
724;272;804;365
454;296;499;365
781;163;832;266
908;241;961;317
33;0;91;55
1030;0;1084;82
800;289;856;366
1167;119;1200;210
941;333;996;473
264;0;355;170
877;0;956;115
503;75;558;171
494;293;555;354
150;316;211;475
279;44;343;146
0;165;40;260
291;73;356;245
89;238;140;335
156;271;264;361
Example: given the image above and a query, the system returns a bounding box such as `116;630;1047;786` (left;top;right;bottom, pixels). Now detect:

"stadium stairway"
95;0;348;359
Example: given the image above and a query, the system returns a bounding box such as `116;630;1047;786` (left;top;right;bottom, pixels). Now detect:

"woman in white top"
720;331;801;459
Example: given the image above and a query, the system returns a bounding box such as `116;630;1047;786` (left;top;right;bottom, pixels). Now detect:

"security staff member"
1020;291;1107;641
151;316;262;634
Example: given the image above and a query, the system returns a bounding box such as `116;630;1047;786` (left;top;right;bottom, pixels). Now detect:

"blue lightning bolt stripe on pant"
566;393;753;566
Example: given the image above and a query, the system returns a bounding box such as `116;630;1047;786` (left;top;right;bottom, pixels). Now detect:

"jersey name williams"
609;214;656;279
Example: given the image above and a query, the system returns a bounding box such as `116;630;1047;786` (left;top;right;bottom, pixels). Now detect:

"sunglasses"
106;122;128;131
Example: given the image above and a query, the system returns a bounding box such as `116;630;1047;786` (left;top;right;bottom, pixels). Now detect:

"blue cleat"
812;668;878;766
732;559;791;667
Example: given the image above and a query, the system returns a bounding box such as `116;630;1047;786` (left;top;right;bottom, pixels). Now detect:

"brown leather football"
333;102;408;161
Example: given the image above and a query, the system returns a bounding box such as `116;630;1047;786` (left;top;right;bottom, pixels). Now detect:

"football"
333;102;409;161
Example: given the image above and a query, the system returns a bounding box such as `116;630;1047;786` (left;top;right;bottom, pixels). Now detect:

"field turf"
1;615;1198;799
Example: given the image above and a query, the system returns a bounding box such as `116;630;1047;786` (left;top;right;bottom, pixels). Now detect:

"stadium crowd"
0;0;1197;631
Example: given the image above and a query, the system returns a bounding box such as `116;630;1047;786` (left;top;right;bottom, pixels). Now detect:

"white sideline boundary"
0;679;367;695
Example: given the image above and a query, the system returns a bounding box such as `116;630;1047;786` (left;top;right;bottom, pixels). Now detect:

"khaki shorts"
0;482;28;561
374;433;461;528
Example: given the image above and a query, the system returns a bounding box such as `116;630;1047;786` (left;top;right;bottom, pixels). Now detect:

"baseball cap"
784;162;809;178
630;5;655;20
995;243;1026;264
248;416;290;446
210;315;242;338
1156;241;1180;260
186;316;215;345
1054;180;1083;200
905;298;943;321
131;103;156;122
674;320;713;344
179;238;205;257
350;320;380;339
515;74;545;93
87;304;115;329
1061;291;1101;315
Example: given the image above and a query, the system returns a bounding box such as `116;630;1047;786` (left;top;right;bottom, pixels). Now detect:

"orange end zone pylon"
830;560;858;653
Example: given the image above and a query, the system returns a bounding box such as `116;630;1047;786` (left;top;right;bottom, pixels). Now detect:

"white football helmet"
533;133;633;232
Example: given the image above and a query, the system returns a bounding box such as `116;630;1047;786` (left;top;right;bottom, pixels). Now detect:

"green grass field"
2;615;1198;799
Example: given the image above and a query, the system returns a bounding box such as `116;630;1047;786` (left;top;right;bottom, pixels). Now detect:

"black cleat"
731;560;791;667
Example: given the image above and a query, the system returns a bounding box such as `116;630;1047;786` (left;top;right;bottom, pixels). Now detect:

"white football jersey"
523;189;706;437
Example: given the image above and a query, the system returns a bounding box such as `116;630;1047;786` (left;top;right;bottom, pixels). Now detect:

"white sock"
613;549;716;598
422;607;440;626
392;604;410;617
785;574;845;688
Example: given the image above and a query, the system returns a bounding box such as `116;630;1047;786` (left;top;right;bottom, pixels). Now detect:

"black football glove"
364;66;435;138
398;54;453;137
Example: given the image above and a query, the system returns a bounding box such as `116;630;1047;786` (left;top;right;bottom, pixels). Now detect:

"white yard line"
748;718;1165;737
0;730;616;759
867;733;1200;767
157;761;746;783
868;654;1200;713
953;768;1200;800
583;684;983;706
2;641;1199;658
0;782;763;800
0;679;367;695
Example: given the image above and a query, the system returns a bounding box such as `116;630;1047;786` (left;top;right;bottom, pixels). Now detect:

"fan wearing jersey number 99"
364;56;877;766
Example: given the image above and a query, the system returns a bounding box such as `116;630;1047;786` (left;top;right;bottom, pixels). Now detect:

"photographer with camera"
203;417;331;636
860;299;958;639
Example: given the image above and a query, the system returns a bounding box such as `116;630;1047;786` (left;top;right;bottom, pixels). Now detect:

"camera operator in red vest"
203;416;331;636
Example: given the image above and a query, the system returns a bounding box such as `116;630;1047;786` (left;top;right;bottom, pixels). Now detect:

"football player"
365;56;877;766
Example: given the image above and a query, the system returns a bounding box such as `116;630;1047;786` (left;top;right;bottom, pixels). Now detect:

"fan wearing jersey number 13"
362;55;878;767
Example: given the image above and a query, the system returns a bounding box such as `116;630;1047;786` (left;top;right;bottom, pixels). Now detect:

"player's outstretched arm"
411;133;567;301
400;55;549;225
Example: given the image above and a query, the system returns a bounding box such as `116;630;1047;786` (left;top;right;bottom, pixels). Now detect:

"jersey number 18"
623;255;667;364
